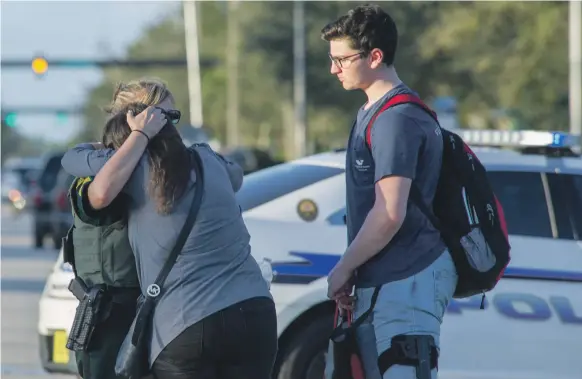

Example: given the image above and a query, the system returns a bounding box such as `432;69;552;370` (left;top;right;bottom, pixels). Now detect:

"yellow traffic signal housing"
31;57;48;75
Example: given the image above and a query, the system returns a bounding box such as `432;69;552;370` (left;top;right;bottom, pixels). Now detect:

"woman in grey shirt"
61;80;277;379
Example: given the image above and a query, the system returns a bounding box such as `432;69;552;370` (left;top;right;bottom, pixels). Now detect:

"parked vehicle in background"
30;151;65;249
1;157;42;212
48;169;75;250
223;146;282;175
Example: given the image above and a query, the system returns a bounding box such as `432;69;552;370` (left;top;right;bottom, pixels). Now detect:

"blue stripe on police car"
270;251;582;324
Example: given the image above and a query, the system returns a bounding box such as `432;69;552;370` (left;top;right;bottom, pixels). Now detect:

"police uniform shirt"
74;176;126;226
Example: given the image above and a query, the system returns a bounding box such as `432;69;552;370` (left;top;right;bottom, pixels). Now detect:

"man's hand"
336;290;356;311
327;263;353;300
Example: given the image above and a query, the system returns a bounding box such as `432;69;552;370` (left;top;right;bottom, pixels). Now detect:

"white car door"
440;170;582;379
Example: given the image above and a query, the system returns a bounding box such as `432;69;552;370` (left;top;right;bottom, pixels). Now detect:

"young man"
321;4;458;379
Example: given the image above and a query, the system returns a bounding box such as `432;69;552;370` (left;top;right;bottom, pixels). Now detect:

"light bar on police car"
455;129;579;148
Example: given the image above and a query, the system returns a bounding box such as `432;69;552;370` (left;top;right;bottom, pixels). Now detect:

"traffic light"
31;57;49;76
3;112;17;128
56;111;68;125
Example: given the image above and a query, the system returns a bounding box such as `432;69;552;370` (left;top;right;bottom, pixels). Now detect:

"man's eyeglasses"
328;52;365;69
157;108;181;125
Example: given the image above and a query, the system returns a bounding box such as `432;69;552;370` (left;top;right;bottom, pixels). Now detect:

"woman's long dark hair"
102;103;191;215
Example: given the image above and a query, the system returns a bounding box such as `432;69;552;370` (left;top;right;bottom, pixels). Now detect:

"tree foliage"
78;1;571;159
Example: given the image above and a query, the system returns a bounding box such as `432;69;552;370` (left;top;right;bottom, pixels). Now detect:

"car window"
548;173;582;240
487;171;553;239
572;175;582;239
55;169;75;191
573;176;582;200
38;154;64;192
236;163;344;211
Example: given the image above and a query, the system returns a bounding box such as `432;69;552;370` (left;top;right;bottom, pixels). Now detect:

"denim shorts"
325;249;458;379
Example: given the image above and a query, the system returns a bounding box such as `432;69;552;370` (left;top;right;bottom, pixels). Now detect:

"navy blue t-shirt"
345;84;446;288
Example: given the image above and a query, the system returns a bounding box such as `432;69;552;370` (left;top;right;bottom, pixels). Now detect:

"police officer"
64;173;140;379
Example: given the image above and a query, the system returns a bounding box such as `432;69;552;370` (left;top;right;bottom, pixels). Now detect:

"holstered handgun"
66;277;105;352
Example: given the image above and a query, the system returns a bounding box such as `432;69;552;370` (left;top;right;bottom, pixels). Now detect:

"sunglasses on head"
156;108;181;125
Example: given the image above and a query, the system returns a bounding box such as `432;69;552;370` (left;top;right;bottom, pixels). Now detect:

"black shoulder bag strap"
149;148;204;296
132;148;205;342
147;148;204;297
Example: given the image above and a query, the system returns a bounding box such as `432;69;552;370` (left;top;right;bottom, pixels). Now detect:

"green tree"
419;1;569;130
78;1;571;159
78;3;296;157
236;1;450;148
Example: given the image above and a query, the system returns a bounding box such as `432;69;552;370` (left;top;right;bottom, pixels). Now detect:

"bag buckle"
146;284;160;298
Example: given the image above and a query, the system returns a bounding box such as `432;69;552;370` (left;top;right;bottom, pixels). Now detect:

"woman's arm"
217;152;244;192
199;144;244;192
85;107;167;209
61;143;115;178
87;132;148;209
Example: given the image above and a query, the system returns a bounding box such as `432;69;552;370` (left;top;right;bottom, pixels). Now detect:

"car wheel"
53;235;62;250
275;313;333;379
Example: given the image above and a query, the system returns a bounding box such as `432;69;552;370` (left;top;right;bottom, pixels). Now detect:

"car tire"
53;235;62;250
275;313;334;379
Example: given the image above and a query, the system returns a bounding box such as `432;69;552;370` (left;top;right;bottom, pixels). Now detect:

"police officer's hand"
127;106;167;139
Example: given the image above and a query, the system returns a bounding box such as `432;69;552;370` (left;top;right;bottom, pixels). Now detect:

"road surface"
1;205;73;379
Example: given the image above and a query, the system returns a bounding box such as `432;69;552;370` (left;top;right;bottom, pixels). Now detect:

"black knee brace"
377;334;438;379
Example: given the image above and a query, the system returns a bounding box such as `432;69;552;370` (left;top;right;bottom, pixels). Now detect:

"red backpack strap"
365;93;439;149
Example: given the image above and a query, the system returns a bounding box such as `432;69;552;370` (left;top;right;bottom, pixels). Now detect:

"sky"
1;0;181;143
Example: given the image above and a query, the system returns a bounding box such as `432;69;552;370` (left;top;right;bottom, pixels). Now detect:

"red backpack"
365;94;511;305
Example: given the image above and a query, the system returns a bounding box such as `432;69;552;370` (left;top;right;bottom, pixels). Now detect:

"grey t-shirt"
346;84;446;288
61;143;271;365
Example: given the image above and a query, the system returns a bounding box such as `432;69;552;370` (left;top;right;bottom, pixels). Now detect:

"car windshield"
236;163;344;211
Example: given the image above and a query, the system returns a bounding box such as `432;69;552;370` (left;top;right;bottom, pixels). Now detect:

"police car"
38;130;582;379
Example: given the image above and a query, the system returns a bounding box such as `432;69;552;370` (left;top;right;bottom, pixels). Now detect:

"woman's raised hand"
127;106;167;139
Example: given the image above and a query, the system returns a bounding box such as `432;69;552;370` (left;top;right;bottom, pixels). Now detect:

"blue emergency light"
550;132;567;147
456;129;579;150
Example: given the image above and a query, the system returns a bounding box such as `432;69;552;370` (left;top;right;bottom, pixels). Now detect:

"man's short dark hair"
321;4;398;66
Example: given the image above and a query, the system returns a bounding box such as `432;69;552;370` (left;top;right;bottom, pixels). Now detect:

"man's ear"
369;48;384;69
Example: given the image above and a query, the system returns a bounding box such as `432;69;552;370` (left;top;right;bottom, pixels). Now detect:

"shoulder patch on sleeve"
76;176;94;196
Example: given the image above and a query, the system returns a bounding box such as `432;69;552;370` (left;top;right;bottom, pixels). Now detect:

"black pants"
75;291;139;379
153;296;278;379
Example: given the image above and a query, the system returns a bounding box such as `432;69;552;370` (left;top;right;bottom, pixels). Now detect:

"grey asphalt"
1;205;74;379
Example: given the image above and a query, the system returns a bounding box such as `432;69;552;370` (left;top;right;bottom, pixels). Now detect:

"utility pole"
226;0;240;147
293;0;307;158
570;0;582;149
183;0;204;128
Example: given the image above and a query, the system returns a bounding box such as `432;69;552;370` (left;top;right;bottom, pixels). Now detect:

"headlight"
60;262;73;273
43;262;75;299
45;281;72;299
